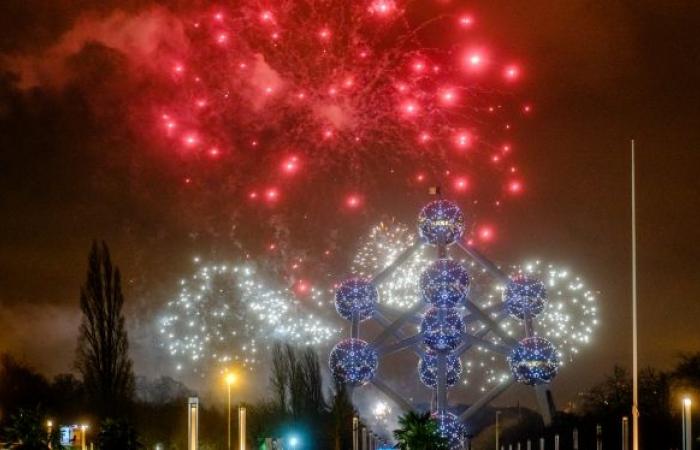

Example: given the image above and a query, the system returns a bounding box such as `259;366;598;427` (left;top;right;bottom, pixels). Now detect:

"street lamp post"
46;420;53;449
495;411;501;450
80;425;88;450
683;397;692;450
226;373;236;450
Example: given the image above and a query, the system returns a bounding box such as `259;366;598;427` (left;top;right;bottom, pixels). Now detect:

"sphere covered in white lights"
335;278;378;321
329;338;378;386
417;200;465;246
420;259;470;308
418;350;462;389
503;275;547;320
507;336;559;385
421;307;464;351
431;411;465;447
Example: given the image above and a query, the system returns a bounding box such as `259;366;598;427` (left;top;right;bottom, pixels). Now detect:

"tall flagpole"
631;140;639;450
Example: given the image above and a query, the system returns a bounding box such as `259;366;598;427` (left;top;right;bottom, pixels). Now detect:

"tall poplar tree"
75;241;134;418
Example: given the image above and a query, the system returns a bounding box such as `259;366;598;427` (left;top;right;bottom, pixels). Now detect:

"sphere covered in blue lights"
431;411;465;448
420;259;470;308
335;278;378;321
418;349;462;389
329;338;378;386
507;337;559;385
420;307;464;351
503;275;547;320
417;200;465;246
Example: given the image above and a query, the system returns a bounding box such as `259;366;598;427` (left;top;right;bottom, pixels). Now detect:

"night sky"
1;0;699;407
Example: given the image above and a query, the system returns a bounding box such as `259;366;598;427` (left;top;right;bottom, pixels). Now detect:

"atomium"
418;349;462;388
335;278;378;321
420;258;470;308
504;275;547;320
329;338;378;387
431;410;466;448
507;336;559;385
421;307;465;352
330;199;590;443
417;200;465;246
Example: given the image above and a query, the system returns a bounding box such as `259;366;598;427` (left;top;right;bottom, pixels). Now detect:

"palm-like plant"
393;411;449;450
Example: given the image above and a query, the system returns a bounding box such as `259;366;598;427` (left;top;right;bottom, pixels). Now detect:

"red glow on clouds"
411;60;427;73
281;156;300;174
453;176;469;192
508;179;523;194
464;50;487;71
182;133;199;147
345;194;363;209
215;32;229;45
318;27;332;41
260;10;274;24
439;87;458;106
453;130;472;149
294;280;310;295
458;14;474;28
400;100;420;116
418;131;431;144
369;0;396;16
504;64;520;81
265;187;280;203
415;173;426;182
477;225;495;242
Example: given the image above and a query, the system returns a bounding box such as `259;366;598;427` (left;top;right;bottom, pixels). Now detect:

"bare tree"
270;342;289;412
75;241;134;418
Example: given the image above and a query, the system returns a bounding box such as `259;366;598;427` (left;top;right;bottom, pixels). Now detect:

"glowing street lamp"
46;420;53;449
288;435;300;449
225;372;236;450
80;424;89;450
682;397;692;450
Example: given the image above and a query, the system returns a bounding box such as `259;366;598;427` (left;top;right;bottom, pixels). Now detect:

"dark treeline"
495;353;700;450
0;344;361;449
0;242;366;449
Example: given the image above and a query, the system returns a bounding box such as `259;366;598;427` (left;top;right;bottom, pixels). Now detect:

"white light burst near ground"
158;260;338;374
351;222;600;392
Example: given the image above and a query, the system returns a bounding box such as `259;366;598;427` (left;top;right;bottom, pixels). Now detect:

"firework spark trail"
158;259;338;374
146;0;528;211
351;222;599;392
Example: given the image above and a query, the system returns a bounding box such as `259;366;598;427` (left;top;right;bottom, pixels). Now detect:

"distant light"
369;0;396;16
453;176;469;192
346;194;363;209
458;14;475;28
478;226;495;242
504;65;520;81
318;28;332;41
288;435;300;448
684;397;692;407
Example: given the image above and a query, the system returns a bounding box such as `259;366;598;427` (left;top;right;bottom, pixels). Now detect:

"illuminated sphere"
418;349;462;389
507;337;559;385
417;200;465;246
420;259;470;308
503;275;547;320
431;411;465;448
334;278;378;321
420;307;464;351
329;338;378;386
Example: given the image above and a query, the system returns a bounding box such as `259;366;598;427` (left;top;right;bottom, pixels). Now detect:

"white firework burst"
158;260;338;373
